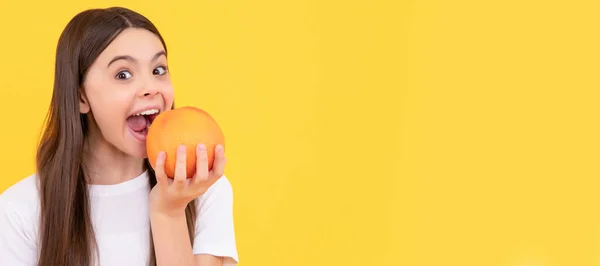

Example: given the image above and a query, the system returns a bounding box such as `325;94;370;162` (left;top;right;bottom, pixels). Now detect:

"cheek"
161;83;175;108
87;89;135;130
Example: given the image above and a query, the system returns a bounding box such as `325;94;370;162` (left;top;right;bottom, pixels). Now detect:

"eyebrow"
107;51;167;68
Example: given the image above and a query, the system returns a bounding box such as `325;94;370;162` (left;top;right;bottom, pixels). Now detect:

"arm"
150;210;197;266
195;254;224;265
150;176;237;266
149;144;238;266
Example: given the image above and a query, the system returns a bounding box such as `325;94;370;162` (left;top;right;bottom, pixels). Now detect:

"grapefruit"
146;106;225;178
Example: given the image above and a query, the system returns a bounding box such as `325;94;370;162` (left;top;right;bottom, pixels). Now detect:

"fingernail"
198;144;206;151
178;145;186;153
158;151;166;160
216;144;223;152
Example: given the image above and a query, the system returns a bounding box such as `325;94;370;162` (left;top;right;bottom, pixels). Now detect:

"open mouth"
126;108;160;139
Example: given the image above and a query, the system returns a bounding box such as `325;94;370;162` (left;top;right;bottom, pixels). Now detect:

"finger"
211;144;226;178
173;144;188;189
154;151;169;188
193;143;209;186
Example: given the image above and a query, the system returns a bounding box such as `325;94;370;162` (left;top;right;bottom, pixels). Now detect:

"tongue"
126;116;147;132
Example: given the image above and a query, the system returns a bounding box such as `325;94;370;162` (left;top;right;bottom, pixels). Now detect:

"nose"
141;81;160;97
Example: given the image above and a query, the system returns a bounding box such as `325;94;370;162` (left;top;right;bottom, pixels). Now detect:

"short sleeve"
0;200;38;266
192;175;239;265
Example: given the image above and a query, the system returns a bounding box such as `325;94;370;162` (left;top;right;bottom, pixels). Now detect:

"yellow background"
1;0;599;265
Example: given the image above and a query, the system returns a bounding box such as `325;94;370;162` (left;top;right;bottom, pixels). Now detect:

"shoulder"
196;175;234;211
206;174;234;197
0;173;40;211
0;173;41;226
0;174;40;265
192;175;239;264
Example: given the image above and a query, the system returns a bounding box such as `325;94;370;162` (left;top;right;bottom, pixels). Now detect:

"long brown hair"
36;7;196;266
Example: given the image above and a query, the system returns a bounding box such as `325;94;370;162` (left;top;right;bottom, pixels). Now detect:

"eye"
153;66;168;76
116;70;132;80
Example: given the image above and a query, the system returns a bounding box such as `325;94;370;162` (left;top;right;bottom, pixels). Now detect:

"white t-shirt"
0;171;239;266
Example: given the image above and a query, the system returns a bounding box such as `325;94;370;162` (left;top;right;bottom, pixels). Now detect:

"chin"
121;128;150;159
130;145;149;159
119;140;149;159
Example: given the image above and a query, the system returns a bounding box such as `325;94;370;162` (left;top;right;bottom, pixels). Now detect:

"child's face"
81;28;174;159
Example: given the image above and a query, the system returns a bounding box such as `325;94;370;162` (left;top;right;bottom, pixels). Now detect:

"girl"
0;7;238;266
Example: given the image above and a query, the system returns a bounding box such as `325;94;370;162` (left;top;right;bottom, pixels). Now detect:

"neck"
83;132;145;185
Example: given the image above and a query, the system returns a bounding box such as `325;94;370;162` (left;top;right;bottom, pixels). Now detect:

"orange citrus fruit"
146;106;225;178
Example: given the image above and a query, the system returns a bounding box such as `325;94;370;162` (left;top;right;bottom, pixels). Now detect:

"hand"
149;143;226;216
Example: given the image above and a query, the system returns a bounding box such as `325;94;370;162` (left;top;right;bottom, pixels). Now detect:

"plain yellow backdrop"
1;0;599;265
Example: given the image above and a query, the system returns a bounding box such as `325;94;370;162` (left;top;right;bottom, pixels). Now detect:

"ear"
79;89;90;114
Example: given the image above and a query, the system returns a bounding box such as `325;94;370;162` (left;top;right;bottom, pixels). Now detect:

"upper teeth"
134;109;159;116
